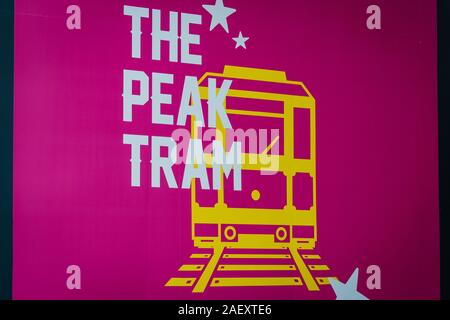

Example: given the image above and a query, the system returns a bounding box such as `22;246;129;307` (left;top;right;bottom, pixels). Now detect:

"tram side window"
294;108;311;160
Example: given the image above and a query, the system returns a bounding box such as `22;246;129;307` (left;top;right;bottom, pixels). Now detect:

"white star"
232;31;249;49
202;0;236;33
329;268;369;300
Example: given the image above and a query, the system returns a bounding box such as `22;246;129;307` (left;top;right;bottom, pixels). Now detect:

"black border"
0;0;448;301
0;0;13;301
438;0;450;301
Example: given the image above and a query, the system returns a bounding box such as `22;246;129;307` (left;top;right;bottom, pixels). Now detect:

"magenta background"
13;0;439;299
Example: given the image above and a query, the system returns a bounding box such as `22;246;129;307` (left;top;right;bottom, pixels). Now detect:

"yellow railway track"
165;246;336;293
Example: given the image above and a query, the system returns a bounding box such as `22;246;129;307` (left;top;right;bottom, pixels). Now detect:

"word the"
124;5;202;64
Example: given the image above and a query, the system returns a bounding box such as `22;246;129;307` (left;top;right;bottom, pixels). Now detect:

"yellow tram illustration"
191;66;317;250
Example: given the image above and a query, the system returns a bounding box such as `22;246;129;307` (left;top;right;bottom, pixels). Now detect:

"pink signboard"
13;0;439;300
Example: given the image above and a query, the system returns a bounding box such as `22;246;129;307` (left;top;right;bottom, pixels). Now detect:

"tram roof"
198;66;314;99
